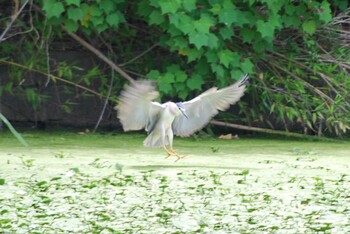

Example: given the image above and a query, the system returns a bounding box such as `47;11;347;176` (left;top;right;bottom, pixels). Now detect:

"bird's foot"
163;146;188;162
165;149;188;162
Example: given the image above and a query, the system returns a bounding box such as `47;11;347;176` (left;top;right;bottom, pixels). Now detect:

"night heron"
117;74;249;160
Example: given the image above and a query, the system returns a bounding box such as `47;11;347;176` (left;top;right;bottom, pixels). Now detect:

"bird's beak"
181;110;189;119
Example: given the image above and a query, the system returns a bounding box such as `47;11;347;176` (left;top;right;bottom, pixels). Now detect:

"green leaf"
106;12;120;27
207;33;219;49
318;1;332;23
183;0;196;11
147;70;160;80
117;12;126;23
138;0;153;16
65;0;80;6
222;0;235;9
0;210;9;216
268;14;282;30
70;167;80;173
149;11;164;25
158;0;180;14
169;13;180;26
43;0;55;13
335;0;348;11
211;63;225;78
218;49;234;68
205;50;218;63
253;39;271;53
173;36;188;48
194;13;216;33
178;90;189;100
210;4;222;15
67;7;83;21
234;10;254;27
80;3;90;17
158;83;173;93
284;4;297;15
256;20;275;39
195;59;210;75
229;52;240;67
302;20;316;35
187;74;203;90
162;72;175;83
166;64;180;73
0;178;4;185
241;58;254;73
230;69;244;81
184;48;203;62
43;0;65;18
175;70;188;82
167;24;182;36
218;8;238;26
282;15;300;27
189;32;209;49
64;19;79;32
91;16;104;27
0;219;11;224
240;28;257;43
167;65;187;82
178;15;194;35
220;27;233;40
46;17;62;26
263;0;283;13
99;0;115;13
91;5;103;16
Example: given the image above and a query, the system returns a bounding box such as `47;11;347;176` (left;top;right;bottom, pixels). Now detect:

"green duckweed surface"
1;131;350;233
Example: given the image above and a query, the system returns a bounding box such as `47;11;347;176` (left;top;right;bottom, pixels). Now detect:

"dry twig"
210;120;334;141
0;0;30;42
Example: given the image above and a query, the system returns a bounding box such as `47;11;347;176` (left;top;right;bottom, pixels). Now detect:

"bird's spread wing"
116;80;164;132
172;74;249;137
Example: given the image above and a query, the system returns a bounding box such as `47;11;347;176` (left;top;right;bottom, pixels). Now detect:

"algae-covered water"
0;131;350;233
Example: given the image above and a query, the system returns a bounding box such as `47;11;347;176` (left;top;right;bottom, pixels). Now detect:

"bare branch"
210;120;335;141
119;43;158;67
1;60;104;98
94;68;114;132
44;41;51;87
65;28;135;84
0;0;30;42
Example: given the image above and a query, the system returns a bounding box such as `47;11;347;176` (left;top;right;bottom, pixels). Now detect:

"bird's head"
176;102;188;119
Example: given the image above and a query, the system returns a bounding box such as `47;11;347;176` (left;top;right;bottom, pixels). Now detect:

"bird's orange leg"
163;146;174;157
163;146;188;162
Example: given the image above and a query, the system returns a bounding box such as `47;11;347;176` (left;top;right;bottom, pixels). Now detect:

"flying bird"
117;74;249;160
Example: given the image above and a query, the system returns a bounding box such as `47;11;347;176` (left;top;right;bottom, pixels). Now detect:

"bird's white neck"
166;102;182;117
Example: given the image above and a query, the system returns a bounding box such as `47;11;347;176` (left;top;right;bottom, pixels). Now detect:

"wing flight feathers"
172;74;249;137
117;81;162;131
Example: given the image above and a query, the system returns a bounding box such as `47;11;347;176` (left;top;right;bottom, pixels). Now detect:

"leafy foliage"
1;0;350;135
42;0;126;33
